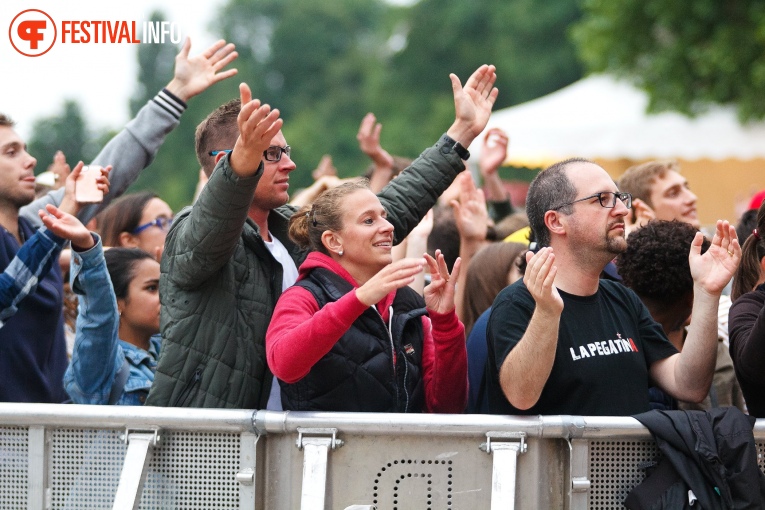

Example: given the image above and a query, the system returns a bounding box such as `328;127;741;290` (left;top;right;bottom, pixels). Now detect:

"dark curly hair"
617;220;709;304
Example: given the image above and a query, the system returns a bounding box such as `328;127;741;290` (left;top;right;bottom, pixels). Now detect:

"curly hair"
617;220;709;303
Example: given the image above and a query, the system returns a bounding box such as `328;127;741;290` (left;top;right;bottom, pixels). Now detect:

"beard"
604;223;627;255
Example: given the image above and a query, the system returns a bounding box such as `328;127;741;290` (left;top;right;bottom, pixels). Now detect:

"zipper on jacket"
375;306;399;408
390;305;411;412
173;365;204;407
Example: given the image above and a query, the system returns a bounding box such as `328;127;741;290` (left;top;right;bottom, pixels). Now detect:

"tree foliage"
28;100;95;173
129;11;178;117
572;0;765;121
28;0;585;210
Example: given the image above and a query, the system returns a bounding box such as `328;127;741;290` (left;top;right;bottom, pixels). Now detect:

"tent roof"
477;75;765;167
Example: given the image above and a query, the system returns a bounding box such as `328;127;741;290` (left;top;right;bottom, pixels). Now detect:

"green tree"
215;0;393;190
213;0;583;183
28;99;94;173
572;0;765;121
125;10;243;211
129;11;177;117
382;0;584;157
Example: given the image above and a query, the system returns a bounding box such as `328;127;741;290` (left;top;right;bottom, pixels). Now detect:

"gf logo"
9;9;57;57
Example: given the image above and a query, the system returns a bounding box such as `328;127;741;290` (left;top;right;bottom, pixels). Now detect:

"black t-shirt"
486;279;678;416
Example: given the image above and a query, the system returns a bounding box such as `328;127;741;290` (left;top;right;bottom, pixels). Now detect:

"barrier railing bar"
237;432;259;510
112;429;162;510
568;438;591;510
296;428;344;510
28;426;49;510
480;432;527;510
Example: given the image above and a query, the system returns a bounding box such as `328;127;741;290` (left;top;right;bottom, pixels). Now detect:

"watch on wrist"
440;135;470;161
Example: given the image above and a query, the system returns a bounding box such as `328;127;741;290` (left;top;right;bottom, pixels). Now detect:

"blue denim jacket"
64;237;159;405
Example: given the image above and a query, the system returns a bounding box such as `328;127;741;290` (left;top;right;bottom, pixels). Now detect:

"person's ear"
116;298;125;318
321;230;344;256
118;231;140;248
544;210;566;236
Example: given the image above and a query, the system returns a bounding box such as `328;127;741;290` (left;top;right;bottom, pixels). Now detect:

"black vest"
280;267;427;412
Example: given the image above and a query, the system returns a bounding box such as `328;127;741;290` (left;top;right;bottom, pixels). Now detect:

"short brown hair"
617;160;679;208
0;114;15;127
195;99;241;177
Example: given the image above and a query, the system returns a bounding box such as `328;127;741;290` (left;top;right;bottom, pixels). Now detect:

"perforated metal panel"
372;458;454;510
48;428;241;509
0;427;28;508
756;441;765;472
587;440;657;509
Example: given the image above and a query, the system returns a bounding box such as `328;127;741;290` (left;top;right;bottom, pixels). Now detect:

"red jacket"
266;252;467;413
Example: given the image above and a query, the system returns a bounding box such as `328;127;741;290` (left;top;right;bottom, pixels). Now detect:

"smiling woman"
265;180;468;414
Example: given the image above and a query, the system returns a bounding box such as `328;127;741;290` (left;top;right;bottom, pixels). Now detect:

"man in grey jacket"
147;65;499;409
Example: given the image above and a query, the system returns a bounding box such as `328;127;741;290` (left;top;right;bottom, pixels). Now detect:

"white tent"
476;74;765;167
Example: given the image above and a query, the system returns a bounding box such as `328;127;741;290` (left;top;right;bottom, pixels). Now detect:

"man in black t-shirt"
486;158;740;416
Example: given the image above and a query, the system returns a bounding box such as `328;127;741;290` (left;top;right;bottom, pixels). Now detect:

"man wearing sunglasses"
146;65;499;409
486;158;740;416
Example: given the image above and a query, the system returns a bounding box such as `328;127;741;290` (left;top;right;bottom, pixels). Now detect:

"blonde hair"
289;180;371;253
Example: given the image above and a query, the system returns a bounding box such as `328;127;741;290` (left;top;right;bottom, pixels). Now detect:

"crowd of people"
4;38;765;423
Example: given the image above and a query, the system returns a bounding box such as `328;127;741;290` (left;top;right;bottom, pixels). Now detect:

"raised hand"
524;247;563;315
423;249;460;314
165;38;238;102
447;64;499;148
229;83;283;177
356;257;425;307
689;220;740;296
312;155;337;181
59;162;112;216
47;150;70;190
479;128;508;178
450;173;488;243
356;113;394;169
38;204;94;251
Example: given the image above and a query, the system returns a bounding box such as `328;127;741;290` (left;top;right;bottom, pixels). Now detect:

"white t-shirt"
263;232;299;410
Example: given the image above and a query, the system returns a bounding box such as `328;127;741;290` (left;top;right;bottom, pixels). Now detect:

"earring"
338;250;344;256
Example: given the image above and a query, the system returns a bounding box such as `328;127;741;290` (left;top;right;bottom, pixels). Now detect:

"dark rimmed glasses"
208;145;292;162
553;191;632;211
132;217;173;234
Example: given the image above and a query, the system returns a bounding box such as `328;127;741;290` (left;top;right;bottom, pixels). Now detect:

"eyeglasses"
208;145;292;162
131;217;174;234
553;191;632;210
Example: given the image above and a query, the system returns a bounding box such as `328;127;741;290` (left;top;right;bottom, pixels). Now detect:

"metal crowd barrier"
0;404;763;509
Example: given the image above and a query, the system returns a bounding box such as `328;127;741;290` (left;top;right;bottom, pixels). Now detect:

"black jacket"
280;267;427;412
626;407;765;509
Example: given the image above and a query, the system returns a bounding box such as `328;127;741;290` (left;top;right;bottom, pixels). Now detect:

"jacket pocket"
172;365;205;407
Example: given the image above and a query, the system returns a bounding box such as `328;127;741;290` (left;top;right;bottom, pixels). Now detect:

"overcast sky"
3;0;417;142
2;0;231;139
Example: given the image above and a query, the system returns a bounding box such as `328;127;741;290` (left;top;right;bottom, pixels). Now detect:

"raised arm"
0;166;100;327
450;173;490;320
495;248;563;410
479;128;514;221
357;113;395;193
650;221;740;402
63;237;124;404
21;38;239;227
163;84;282;287
378;64;498;244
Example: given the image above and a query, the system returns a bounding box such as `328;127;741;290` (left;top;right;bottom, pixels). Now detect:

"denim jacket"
64;236;158;405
